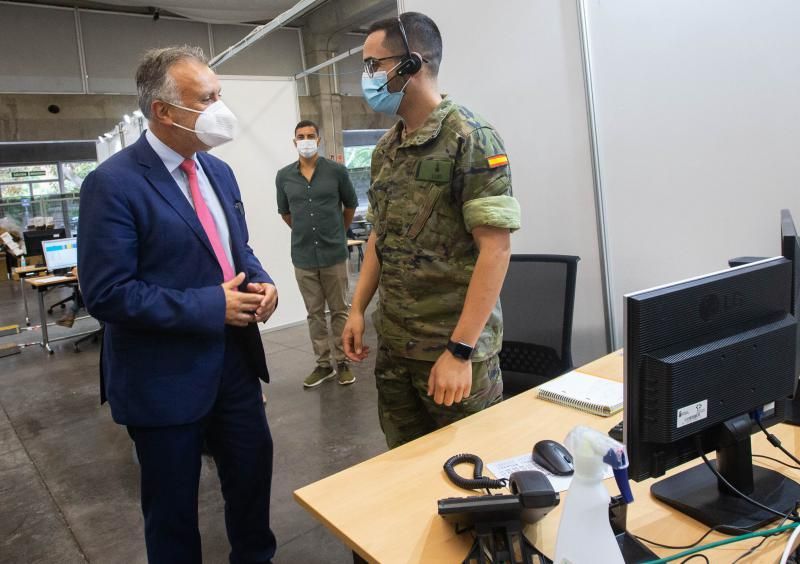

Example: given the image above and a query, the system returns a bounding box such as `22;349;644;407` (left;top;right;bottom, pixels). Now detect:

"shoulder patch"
487;154;509;169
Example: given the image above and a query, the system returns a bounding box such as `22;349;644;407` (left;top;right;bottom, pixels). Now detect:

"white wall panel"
582;0;800;344
81;12;210;94
401;0;608;363
212;76;306;330
213;26;306;94
0;7;307;96
0;4;82;93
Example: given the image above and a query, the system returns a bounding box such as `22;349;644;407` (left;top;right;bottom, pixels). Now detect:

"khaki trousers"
294;261;349;368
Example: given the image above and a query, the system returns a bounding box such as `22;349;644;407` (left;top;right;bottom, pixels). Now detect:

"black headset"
394;16;423;76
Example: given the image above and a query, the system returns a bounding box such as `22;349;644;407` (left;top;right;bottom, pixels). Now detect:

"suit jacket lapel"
134;136;217;262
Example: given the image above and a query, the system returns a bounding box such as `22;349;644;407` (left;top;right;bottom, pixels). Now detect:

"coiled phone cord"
443;453;507;491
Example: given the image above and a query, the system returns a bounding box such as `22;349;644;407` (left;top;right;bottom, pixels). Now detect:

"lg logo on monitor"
699;292;744;322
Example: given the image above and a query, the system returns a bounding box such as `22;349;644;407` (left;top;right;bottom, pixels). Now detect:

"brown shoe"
56;311;76;328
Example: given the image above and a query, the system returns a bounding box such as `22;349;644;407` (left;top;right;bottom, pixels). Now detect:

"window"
0;160;96;237
0;164;58;183
62;161;97;193
344;148;373;222
0;184;30;200
342;130;386;222
31;181;60;198
344;145;375;169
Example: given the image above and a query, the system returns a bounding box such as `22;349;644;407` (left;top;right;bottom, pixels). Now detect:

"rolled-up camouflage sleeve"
457;127;521;233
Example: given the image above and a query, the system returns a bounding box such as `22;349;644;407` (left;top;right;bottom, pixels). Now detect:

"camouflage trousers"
375;343;503;449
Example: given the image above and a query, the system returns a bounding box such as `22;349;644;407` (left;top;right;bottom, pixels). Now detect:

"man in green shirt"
276;120;359;388
342;12;521;448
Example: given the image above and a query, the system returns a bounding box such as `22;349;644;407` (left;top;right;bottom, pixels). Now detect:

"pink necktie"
179;159;235;282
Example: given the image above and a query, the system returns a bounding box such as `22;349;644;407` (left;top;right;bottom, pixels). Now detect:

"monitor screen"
23;228;66;257
42;237;78;272
624;256;799;533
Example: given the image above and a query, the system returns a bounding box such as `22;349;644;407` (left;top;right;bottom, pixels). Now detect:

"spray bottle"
553;426;632;564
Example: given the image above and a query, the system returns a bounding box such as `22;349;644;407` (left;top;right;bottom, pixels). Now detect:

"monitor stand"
650;415;800;535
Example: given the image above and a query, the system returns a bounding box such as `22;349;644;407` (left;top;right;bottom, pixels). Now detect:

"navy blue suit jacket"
78;134;272;427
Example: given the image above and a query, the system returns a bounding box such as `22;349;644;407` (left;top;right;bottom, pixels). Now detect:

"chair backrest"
499;254;579;396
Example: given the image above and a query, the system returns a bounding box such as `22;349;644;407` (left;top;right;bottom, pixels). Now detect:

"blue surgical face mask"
361;70;409;116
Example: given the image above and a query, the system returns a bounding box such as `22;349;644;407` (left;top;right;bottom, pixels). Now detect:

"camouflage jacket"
366;98;521;362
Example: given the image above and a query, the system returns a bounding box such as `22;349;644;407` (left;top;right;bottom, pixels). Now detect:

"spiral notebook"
536;370;623;417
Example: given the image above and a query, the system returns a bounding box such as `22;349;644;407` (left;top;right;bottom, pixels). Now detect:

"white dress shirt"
145;129;234;268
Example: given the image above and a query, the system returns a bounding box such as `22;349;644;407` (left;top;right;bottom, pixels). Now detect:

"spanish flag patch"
487;154;509;169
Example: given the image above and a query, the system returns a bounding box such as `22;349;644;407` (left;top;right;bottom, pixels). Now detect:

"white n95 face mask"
168;100;239;147
296;139;318;159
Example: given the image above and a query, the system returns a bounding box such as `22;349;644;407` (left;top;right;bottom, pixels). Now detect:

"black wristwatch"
446;339;474;361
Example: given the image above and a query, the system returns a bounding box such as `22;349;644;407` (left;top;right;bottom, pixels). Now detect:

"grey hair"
135;45;208;119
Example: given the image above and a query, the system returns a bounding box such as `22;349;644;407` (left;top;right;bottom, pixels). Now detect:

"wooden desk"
348;239;366;272
25;275;94;353
12;265;48;325
294;351;800;563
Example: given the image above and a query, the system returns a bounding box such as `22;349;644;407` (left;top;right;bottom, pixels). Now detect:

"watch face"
448;340;473;360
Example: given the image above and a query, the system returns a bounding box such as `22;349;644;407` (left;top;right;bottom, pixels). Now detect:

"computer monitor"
624;256;800;533
23;228;66;258
781;209;800;424
42;237;78;273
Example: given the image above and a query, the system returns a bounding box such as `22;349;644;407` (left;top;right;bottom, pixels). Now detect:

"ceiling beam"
208;0;327;68
294;44;362;80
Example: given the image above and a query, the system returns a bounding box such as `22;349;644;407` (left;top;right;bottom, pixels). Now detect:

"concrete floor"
0;275;387;563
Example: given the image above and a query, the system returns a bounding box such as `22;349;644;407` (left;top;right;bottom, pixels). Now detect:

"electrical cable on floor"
678;553;708;563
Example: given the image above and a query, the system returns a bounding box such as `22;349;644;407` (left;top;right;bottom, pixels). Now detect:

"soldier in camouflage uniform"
343;12;521;448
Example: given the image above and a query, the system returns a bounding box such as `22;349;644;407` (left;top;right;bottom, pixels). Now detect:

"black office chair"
498;254;580;397
48;293;75;314
728;256;766;268
48;280;81;315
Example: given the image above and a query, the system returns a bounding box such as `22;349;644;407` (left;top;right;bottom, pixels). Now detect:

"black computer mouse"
532;440;574;476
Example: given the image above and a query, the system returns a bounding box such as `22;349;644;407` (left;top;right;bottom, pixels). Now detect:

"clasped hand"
222;272;278;326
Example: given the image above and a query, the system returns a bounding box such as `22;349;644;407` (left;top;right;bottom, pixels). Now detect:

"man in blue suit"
78;46;277;563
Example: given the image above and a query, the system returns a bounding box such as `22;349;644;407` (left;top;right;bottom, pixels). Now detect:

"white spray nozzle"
565;426;627;469
564;425;633;503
